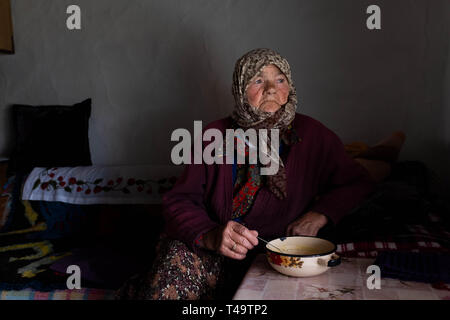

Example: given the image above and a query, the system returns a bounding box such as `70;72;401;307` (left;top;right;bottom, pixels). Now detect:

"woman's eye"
277;78;285;83
255;79;262;84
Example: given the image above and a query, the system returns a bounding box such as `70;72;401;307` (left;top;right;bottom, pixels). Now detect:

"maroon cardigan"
162;113;375;252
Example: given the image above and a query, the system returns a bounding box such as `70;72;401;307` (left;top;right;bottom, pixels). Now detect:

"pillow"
7;99;92;177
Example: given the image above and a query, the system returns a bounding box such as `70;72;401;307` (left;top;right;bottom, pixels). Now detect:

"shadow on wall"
429;0;450;199
89;1;234;165
2;1;235;166
156;9;231;165
443;0;450;198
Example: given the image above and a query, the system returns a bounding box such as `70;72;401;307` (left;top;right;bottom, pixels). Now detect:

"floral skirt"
114;235;256;300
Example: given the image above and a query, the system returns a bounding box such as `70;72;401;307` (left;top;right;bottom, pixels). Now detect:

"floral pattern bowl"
266;236;341;277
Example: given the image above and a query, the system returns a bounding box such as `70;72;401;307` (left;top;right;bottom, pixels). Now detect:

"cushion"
375;251;450;283
7;99;92;177
334;161;450;258
0;202;165;291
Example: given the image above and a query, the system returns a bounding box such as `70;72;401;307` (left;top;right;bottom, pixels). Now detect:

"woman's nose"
265;81;276;94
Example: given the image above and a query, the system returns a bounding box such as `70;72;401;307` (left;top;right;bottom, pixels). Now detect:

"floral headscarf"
231;48;298;130
229;48;301;204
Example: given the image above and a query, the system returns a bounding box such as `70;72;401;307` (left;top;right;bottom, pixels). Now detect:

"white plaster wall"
0;0;449;186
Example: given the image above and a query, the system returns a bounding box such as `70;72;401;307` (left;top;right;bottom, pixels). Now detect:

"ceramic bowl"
266;236;341;277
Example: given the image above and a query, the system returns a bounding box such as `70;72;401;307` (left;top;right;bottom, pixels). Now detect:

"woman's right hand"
202;221;259;260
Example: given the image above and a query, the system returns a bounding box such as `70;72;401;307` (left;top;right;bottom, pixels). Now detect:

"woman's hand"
286;211;328;237
202;221;259;260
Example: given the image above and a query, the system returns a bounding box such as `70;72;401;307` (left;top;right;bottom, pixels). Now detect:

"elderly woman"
116;48;378;300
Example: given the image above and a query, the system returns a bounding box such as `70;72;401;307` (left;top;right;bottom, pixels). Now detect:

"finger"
249;230;259;246
286;224;293;236
227;223;250;245
230;232;254;250
309;227;319;237
248;230;260;245
304;223;320;236
250;230;258;238
291;227;301;236
290;222;303;236
231;223;258;247
224;223;251;250
294;224;316;236
291;223;309;236
220;246;246;260
232;243;248;256
224;237;249;255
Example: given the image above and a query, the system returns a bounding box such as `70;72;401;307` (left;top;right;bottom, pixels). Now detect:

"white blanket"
21;166;178;205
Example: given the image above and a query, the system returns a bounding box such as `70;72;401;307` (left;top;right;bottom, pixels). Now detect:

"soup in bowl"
266;236;341;277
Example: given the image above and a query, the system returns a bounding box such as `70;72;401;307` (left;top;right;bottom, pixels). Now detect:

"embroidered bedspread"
22;166;177;205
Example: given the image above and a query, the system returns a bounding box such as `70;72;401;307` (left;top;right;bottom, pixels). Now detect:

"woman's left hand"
286;211;328;237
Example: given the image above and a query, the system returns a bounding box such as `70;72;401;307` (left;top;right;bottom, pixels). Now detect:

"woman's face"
245;64;290;113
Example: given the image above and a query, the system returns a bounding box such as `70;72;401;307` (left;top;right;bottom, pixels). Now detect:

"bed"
1;98;449;299
0;99;172;299
0;163;174;299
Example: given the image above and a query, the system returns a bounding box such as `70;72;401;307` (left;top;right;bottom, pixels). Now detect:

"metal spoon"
256;236;285;253
234;220;285;253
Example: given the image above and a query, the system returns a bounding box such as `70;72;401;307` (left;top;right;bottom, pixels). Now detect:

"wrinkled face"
245;64;290;113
